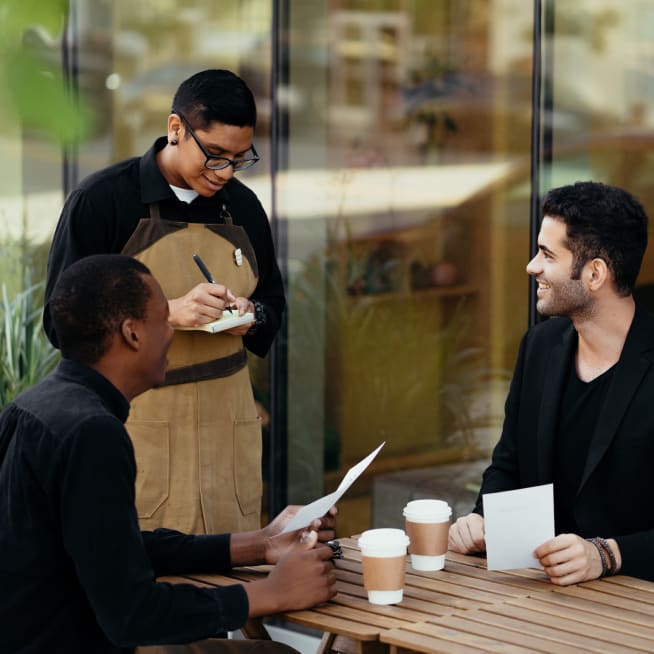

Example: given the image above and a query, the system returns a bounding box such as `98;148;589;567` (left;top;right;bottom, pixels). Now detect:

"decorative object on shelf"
347;239;407;296
429;260;460;287
410;260;432;290
364;239;407;295
411;259;461;290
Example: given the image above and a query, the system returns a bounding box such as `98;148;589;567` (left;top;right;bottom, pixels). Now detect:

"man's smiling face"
526;215;593;318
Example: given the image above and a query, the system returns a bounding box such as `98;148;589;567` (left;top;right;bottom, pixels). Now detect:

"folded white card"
483;483;555;570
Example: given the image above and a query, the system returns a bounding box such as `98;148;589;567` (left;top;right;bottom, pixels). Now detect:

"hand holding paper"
280;442;385;535
483;483;555;570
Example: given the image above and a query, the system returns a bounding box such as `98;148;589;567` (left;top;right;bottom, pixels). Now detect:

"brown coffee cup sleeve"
406;521;449;556
362;556;406;591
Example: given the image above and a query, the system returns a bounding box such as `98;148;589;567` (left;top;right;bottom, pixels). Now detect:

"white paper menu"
483;483;555;570
280;442;385;534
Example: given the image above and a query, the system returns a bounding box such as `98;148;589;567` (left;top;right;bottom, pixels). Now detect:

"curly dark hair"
49;255;152;365
171;69;256;131
542;181;648;296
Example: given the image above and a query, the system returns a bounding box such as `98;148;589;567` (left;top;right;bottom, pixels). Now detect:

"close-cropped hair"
542;181;648;295
172;69;257;130
49;255;152;365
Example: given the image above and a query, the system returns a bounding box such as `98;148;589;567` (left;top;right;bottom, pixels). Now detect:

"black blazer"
474;306;654;580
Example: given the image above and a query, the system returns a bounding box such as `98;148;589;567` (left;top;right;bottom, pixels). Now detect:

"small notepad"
176;311;254;334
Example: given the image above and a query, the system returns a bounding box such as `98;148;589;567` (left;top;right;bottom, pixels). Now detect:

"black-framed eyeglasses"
176;112;259;171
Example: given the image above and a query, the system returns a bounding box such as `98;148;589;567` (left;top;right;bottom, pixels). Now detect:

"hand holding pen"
193;253;233;313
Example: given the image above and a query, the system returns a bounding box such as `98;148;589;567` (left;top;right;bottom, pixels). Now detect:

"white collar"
170;184;199;204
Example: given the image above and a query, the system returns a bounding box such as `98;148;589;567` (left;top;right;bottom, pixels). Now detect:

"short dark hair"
542;181;648;295
49;255;152;365
171;69;257;130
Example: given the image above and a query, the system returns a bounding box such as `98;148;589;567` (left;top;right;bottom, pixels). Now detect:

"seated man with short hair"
449;181;654;585
0;254;336;654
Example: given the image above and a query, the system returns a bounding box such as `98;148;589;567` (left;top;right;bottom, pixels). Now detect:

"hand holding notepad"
176;311;254;334
183;252;253;332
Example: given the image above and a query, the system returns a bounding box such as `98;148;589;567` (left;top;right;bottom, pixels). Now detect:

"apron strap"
149;198;231;224
161;348;247;386
148;202;161;221
220;202;234;225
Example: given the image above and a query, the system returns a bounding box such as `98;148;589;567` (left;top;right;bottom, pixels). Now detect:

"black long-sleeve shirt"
43;137;285;357
0;359;249;653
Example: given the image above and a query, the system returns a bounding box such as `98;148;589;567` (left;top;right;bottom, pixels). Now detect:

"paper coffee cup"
403;499;452;571
358;528;410;605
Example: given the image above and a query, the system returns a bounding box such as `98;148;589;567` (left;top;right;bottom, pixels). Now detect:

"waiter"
44;69;285;534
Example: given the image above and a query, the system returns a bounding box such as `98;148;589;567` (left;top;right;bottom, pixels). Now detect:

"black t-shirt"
554;361;615;534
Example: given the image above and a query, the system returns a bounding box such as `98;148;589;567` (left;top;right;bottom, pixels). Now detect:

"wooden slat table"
380;579;654;654
172;537;654;654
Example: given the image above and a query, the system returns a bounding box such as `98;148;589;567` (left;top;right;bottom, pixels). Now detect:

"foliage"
0;0;76;402
436;301;510;455
289;224;510;470
0;234;50;300
0;237;57;409
0;278;59;408
0;0;93;143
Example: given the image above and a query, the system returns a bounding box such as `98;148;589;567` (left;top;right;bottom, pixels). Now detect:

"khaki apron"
122;203;262;534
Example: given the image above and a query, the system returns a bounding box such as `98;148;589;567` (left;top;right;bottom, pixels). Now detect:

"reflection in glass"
285;1;534;536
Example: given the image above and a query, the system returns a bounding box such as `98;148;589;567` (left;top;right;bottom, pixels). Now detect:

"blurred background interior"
3;0;654;539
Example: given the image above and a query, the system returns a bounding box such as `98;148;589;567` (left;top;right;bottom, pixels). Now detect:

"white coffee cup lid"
403;499;452;522
358;528;410;555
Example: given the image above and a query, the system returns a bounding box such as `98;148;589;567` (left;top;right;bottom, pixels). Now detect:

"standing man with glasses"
44;70;285;537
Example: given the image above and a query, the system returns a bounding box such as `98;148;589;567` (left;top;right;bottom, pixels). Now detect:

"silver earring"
170;139;178;146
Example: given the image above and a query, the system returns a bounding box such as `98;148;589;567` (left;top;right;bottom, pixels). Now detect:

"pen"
192;253;233;313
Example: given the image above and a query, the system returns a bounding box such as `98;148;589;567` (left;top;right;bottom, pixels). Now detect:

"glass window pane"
545;1;654;305
284;0;533;537
8;0;654;541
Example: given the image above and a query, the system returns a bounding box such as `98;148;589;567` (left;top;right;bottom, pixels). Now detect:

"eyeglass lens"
205;156;257;171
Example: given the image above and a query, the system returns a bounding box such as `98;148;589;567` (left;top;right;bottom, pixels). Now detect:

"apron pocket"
128;420;170;519
233;416;262;516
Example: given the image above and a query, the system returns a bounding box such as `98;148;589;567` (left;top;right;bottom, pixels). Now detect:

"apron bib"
122;203;261;534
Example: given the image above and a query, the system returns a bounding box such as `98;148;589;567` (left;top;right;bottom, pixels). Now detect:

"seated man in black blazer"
0;254;337;654
449;181;654;584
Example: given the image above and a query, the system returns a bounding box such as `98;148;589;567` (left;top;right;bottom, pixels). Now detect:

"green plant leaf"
2;48;93;143
0;280;59;408
0;0;68;46
0;0;92;144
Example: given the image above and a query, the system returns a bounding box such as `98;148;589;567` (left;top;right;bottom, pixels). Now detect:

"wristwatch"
247;299;267;335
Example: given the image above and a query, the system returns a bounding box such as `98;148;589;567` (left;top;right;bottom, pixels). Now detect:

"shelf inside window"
345;284;478;305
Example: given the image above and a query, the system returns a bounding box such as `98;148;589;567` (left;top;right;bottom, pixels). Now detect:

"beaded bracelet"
586;537;607;577
586;537;617;577
597;537;618;576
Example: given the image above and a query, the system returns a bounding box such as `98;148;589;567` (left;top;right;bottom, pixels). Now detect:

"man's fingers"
310;506;338;542
311;515;336;532
535;534;603;586
448;514;485;553
448;525;464;551
297;530;321;552
315;543;337;560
